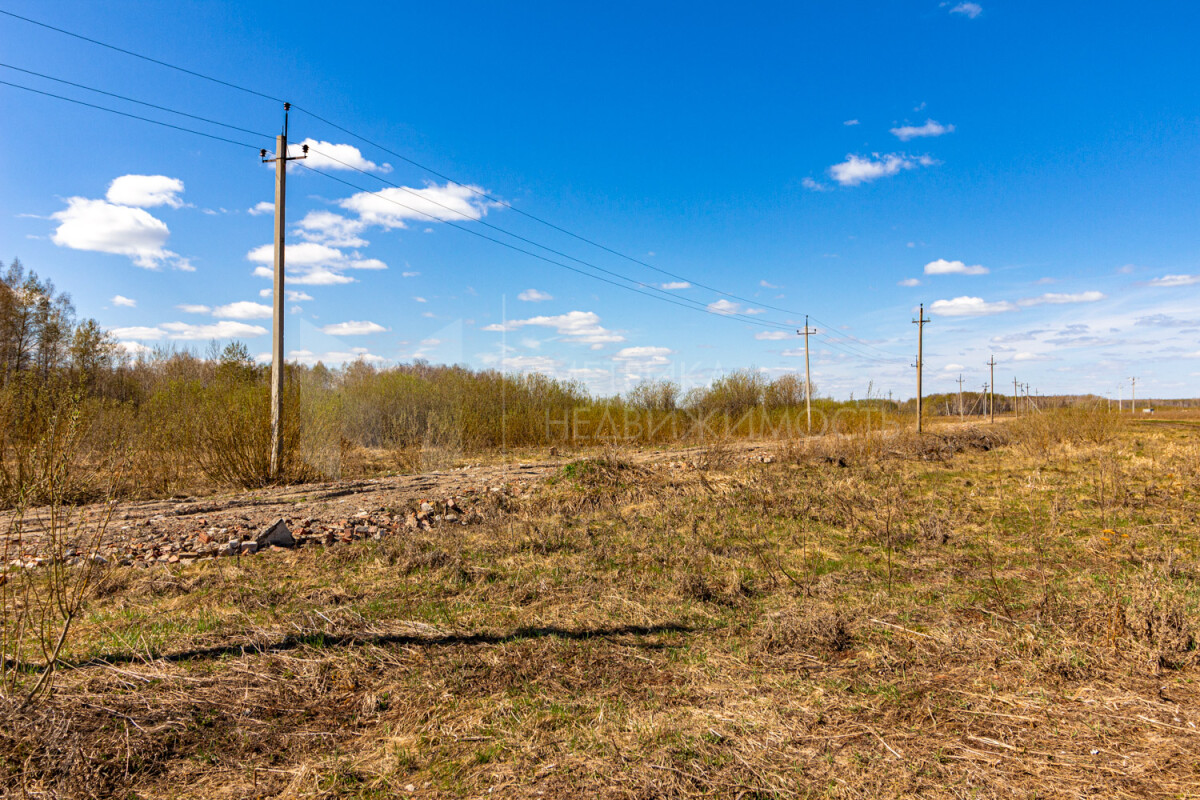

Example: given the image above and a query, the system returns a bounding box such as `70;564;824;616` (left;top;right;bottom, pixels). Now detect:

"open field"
3;414;1200;798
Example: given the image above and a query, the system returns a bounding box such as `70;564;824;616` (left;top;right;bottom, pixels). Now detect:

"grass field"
3;413;1200;798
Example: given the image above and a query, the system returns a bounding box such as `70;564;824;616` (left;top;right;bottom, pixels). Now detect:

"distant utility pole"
1118;381;1123;412
1130;377;1137;414
798;316;818;433
956;374;965;422
912;304;928;433
261;103;307;480
1012;376;1020;417
982;383;990;419
987;356;997;424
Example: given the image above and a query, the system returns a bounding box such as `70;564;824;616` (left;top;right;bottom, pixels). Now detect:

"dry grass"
3;417;1200;797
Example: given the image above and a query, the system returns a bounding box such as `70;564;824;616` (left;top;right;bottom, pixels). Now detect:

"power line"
0;78;263;150
0;62;275;142
297;104;811;318
304;146;794;330
0;7;895;351
296;161;800;332
0;8;283;104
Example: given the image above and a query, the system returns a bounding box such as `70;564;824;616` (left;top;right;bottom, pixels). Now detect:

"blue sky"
2;0;1199;400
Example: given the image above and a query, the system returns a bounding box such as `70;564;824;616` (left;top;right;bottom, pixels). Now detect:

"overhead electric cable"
0;78;263;150
0;62;275;141
0;8;283;104
297;161;799;332
304;146;793;330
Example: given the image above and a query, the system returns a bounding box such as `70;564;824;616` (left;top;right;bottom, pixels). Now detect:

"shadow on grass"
59;622;697;671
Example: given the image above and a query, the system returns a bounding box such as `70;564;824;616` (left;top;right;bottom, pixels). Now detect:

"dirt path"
1;440;784;568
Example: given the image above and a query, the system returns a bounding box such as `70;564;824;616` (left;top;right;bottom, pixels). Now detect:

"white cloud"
111;326;165;340
340;182;496;229
294;139;391;173
928;296;1018;317
106;175;185;208
924;258;988;276
51;197;177;269
401;271;420;278
111;294;136;307
413;296;427;303
760;280;781;289
349;258;387;270
1018;291;1105;307
941;363;965;372
801;177;829;192
253;265;357;285
843;119;859;126
1147;274;1200;287
212;301;273;320
898;278;921;287
247;242;375;285
829;153;935;186
287;348;385;366
118;340;153;356
949;2;983;19
612;346;672;372
659;281;690;290
483;310;624;347
258;290;314;302
321;320;388;336
176;304;210;314
294;210;368;248
518;288;553;302
755;331;792;341
248;201;274;216
708;299;741;315
247;241;343;268
890;120;955;141
501;355;561;373
159;321;268;340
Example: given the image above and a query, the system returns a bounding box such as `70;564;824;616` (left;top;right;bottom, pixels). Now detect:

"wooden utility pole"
987;356;996;423
1012;376;1019;417
982;383;989;418
798;316;817;433
1130;377;1137;414
912;304;927;433
261;103;307;480
956;374;965;421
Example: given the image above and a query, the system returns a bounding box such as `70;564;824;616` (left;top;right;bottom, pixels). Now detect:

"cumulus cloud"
949;2;983;18
340;182;496;229
706;299;764;315
659;281;690;290
294;210;368;248
924;258;988;276
248;201;274;216
928;296;1018;317
483;310;624;348
111;294;136;307
898;278;921;287
1018;291;1105;307
111;326;165;340
106;175;185;208
828;153;935;186
501;355;561;373
890;120;955;141
755;331;792;341
294;139;391;173
247;241;381;285
518;288;553;302
287;348;385;366
321;320;388;336
212;301;273;320
51;197;178;269
159;321;268;340
176;304;210;314
1147;274;1200;287
612;346;672;372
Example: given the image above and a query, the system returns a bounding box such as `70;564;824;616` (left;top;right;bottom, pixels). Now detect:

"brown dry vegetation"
2;412;1200;798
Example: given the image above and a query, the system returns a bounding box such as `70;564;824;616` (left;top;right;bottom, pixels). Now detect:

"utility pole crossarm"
261;102;308;481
